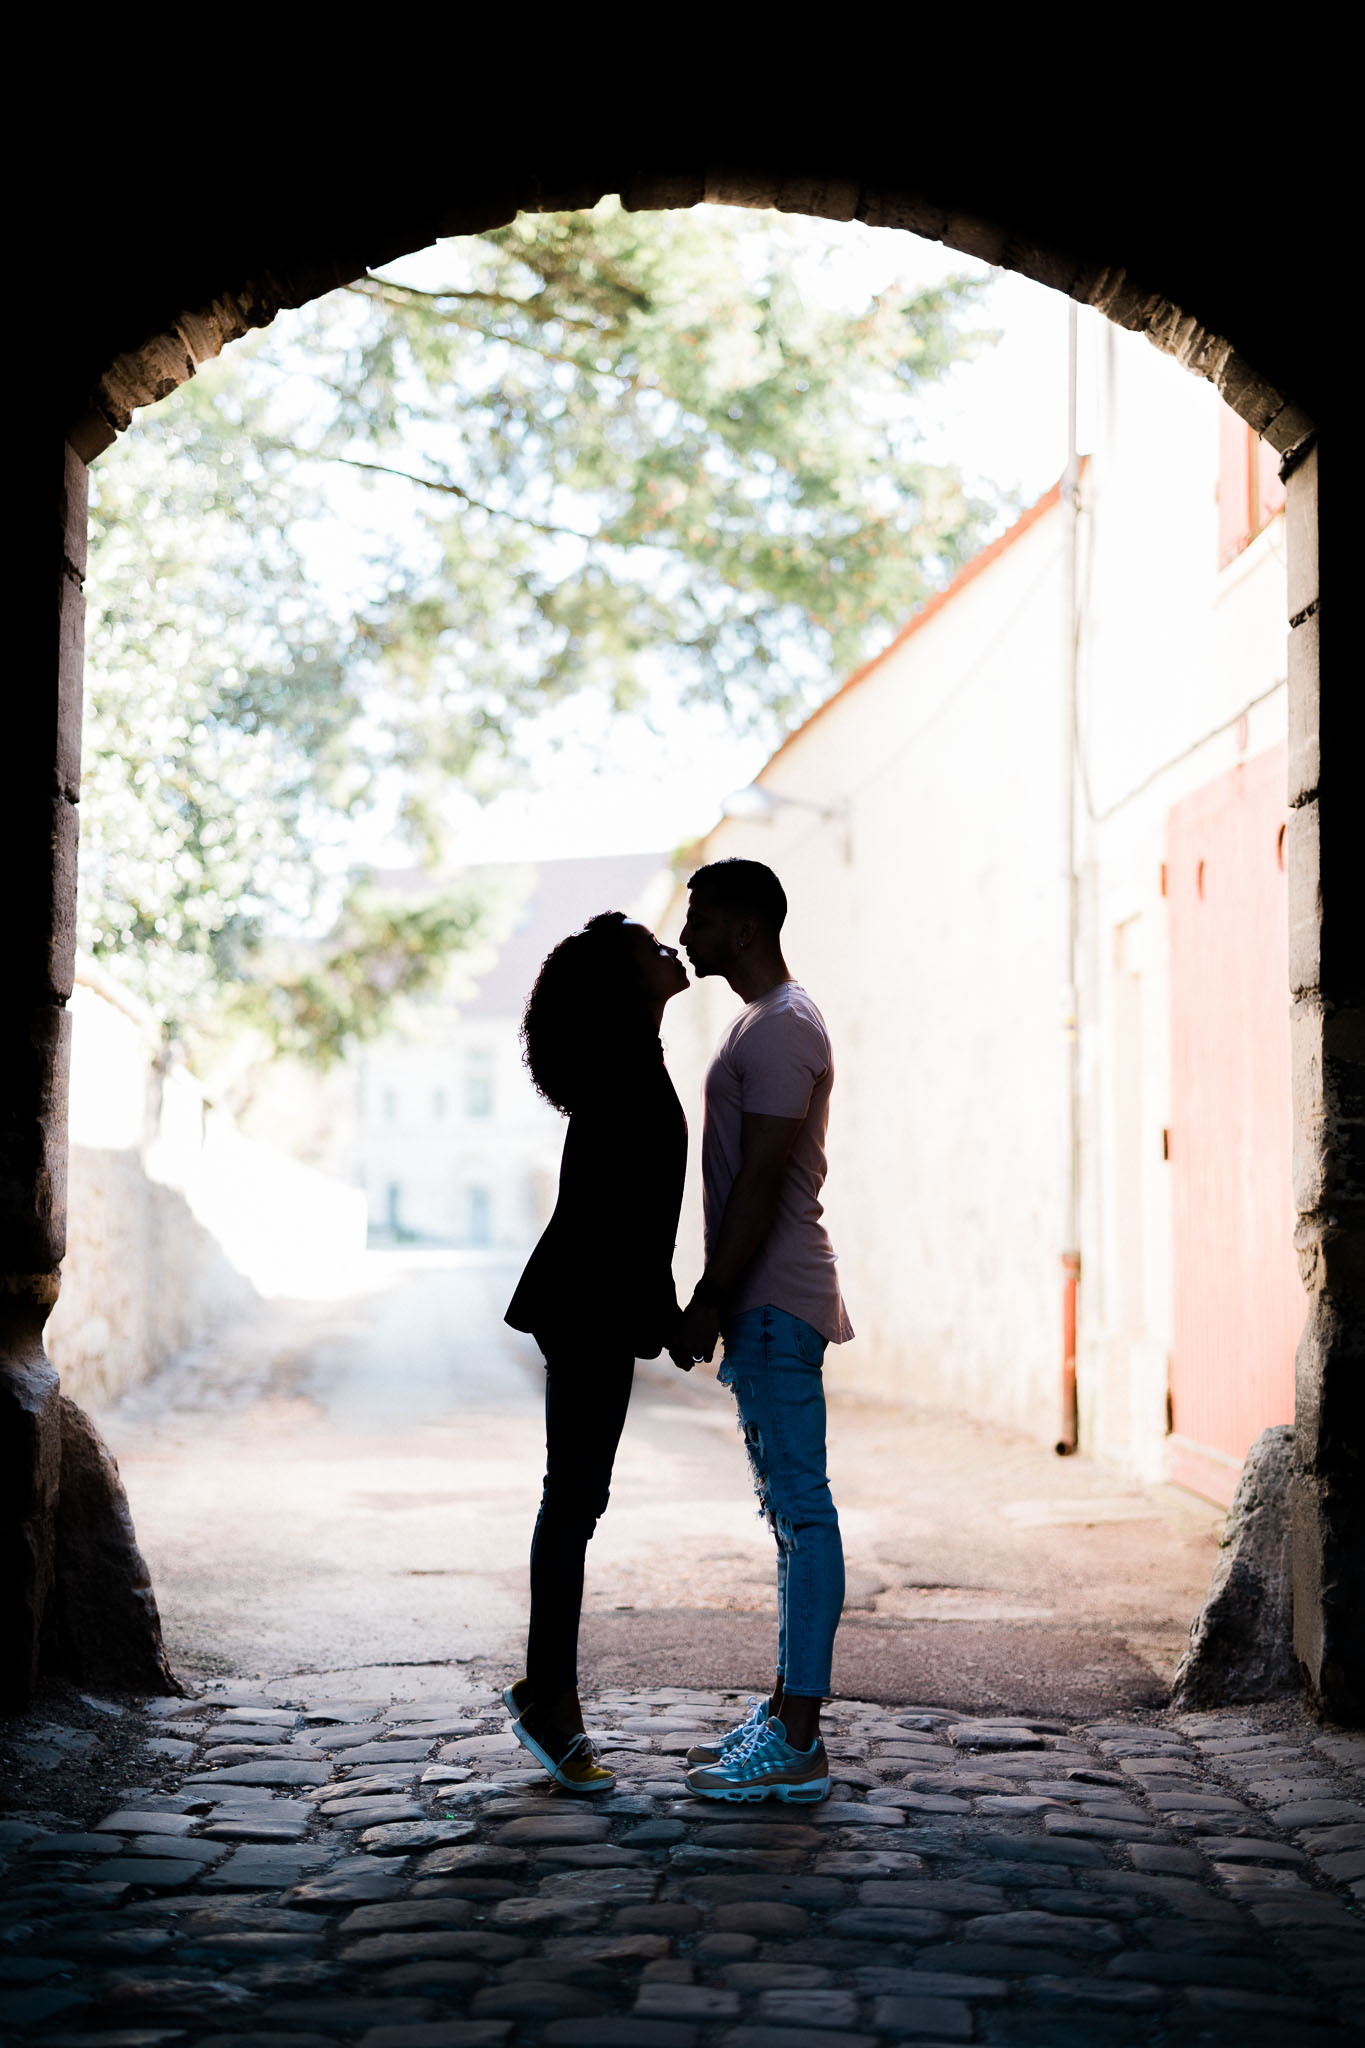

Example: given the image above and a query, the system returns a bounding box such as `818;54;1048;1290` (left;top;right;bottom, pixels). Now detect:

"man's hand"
677;1292;721;1369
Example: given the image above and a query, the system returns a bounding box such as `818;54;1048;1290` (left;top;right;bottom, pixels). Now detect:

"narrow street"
96;1255;1223;1717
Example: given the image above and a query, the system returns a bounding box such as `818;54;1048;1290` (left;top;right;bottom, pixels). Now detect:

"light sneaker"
685;1714;830;1804
503;1675;534;1720
686;1694;772;1766
512;1718;616;1794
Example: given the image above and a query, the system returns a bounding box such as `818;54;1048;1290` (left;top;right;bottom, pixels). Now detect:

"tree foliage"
83;199;996;1057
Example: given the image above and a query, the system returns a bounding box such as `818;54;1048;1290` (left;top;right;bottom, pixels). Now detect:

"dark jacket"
505;1039;687;1360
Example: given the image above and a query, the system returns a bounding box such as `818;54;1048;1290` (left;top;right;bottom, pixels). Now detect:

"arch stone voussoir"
71;170;1317;468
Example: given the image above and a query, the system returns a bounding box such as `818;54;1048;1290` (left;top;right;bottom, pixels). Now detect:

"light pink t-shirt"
701;981;853;1344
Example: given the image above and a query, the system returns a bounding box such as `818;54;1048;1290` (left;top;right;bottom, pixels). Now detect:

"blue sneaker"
686;1695;771;1766
685;1715;830;1803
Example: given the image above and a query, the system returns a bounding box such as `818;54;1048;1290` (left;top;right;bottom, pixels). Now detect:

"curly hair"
521;911;656;1115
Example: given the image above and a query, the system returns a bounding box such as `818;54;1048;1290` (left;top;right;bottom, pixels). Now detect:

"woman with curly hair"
503;911;689;1789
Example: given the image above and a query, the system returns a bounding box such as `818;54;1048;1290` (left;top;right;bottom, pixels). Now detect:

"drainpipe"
1057;300;1082;1457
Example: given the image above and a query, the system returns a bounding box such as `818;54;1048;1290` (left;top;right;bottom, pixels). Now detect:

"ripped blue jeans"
719;1304;845;1699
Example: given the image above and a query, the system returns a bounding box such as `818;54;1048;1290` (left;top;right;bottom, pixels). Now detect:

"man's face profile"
680;890;744;978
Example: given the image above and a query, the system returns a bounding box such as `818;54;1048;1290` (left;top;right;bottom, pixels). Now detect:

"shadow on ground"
581;1613;1169;1717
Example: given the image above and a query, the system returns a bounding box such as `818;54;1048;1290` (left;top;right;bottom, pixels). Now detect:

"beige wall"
660;316;1289;1481
661;500;1068;1434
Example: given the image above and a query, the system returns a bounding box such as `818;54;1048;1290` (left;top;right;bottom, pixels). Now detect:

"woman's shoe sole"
511;1716;615;1792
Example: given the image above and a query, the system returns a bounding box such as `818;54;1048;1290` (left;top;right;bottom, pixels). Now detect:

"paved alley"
3;1257;1362;2044
1;1678;1362;2044
93;1253;1222;1715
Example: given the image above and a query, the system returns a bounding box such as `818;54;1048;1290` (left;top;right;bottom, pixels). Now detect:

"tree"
81;368;486;1067
84;199;997;1057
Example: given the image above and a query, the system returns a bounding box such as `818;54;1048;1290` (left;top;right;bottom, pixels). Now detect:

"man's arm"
673;1111;802;1367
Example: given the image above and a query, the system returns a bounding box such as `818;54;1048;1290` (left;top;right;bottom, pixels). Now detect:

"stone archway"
7;105;1353;1719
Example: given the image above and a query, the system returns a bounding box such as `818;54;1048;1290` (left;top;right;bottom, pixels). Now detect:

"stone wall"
46;1144;255;1409
43;967;367;1410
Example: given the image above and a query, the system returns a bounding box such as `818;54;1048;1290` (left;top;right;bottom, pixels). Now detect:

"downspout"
1057;300;1082;1456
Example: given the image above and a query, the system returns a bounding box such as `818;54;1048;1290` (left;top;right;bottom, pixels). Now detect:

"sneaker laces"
723;1715;790;1776
718;1696;769;1751
554;1730;602;1771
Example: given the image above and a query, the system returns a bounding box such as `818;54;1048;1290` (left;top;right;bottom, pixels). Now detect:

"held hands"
670;1290;721;1374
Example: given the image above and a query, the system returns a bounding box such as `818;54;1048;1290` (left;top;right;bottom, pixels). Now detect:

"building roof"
762;477;1064;776
459;852;669;1019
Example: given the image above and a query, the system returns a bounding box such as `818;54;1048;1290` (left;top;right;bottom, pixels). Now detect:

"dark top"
505;1038;688;1360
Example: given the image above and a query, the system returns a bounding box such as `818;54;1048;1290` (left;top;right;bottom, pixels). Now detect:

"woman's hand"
677;1292;721;1368
665;1308;696;1373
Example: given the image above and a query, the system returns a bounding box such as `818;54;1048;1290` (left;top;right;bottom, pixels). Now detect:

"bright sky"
293;214;1097;869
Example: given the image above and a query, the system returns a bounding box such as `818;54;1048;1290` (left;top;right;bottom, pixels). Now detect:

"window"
466;1049;494;1119
386;1182;402;1232
468;1186;491;1247
382;1087;398;1121
1217;404;1285;568
433;1087;447;1120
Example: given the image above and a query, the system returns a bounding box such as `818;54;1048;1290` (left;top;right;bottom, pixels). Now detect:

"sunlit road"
97;1252;1221;1715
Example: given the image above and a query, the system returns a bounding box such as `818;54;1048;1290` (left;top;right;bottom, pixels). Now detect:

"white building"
353;853;668;1248
658;315;1294;1505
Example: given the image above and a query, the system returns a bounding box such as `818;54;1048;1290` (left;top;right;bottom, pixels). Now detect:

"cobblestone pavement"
3;1682;1362;2046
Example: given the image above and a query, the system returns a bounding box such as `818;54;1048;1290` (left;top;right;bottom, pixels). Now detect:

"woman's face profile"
622;919;689;1010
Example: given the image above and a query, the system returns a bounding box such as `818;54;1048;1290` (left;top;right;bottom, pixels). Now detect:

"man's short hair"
688;858;787;934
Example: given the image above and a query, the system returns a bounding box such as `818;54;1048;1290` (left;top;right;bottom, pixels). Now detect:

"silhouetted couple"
503;858;852;1803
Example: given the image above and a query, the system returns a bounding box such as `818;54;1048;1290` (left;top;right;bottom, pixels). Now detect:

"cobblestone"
1;1688;1360;2043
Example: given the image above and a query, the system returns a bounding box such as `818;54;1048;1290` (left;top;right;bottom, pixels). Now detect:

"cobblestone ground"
3;1683;1362;2047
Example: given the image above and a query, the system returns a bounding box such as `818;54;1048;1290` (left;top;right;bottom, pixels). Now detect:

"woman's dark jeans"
525;1349;635;1701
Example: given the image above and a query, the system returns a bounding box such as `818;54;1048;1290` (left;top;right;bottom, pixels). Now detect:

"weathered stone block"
3;1001;71;1274
1286;441;1318;621
702;170;781;210
1173;1426;1297;1706
943;212;1007;264
1287;800;1322;998
56;577;85;815
870;1994;973;2039
0;1353;62;1706
1262;398;1317;459
635;1981;738;2018
61;441;89;581
857;190;949;242
40;1394;177;1693
621;173;706;213
755;1988;858;2028
774;177;859;223
1287;607;1320;808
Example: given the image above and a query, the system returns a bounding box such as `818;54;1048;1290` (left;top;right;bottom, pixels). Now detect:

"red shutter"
1166;745;1302;1505
1217;406;1285;568
1257;435;1286;530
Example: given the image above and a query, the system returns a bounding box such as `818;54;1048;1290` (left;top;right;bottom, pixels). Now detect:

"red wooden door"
1166;743;1301;1505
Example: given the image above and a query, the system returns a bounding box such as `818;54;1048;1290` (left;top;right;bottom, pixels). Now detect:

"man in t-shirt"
671;857;853;1803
